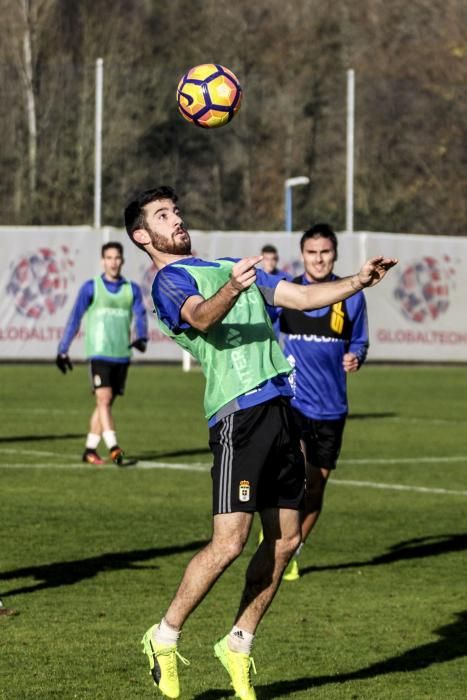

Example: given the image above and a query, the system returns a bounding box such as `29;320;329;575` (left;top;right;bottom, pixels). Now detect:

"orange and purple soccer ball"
176;64;242;128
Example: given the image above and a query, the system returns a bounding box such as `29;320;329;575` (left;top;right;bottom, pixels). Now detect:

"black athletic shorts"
292;409;346;470
209;397;305;515
89;360;129;396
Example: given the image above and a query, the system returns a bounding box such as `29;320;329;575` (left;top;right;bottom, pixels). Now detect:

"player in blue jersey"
124;185;397;700
56;242;148;466
279;223;369;580
260;244;292;338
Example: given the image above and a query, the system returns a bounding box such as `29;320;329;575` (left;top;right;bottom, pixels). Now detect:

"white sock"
102;430;118;449
228;626;254;654
85;433;101;450
153;617;181;646
294;542;304;558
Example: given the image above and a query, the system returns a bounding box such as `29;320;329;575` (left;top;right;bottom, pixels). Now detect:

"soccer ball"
176;64;242;128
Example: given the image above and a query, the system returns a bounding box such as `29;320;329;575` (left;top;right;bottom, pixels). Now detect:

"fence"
1;227;466;363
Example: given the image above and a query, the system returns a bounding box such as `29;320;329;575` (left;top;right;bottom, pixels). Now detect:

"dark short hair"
261;244;278;255
101;241;123;257
300;223;338;257
124;186;178;249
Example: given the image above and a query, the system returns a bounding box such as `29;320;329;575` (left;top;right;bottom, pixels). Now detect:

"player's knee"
96;393;112;407
276;530;301;561
212;535;245;567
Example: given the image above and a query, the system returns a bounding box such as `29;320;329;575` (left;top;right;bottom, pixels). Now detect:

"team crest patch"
239;480;250;502
93;374;102;387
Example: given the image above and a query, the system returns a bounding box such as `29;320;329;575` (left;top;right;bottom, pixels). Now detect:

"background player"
280;223;369;580
260;244;291;337
56;242;148;465
260;244;289;279
124;185;396;699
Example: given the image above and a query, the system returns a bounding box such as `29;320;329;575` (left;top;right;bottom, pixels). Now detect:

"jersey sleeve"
130;282;148;340
57;280;94;354
347;292;369;365
152;265;200;332
255;268;288;306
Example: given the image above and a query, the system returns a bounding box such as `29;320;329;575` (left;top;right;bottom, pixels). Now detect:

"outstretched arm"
57;280;94;354
180;256;262;332
274;255;398;311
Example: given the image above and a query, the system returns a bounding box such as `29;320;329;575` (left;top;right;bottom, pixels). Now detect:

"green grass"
0;364;466;699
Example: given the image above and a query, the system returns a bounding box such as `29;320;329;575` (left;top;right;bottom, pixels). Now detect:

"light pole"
284;176;310;232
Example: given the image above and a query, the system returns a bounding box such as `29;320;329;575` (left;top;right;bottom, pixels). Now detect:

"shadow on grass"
300;533;467;576
0;433;83;443
0;540;208;598
253;609;467;698
132;447;211;460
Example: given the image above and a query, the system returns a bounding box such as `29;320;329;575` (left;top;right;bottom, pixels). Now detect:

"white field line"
3;408;82;415
340;456;467;465
1;449;466;468
0;463;88;469
2;448;465;467
1;451;467;496
330;478;467;496
0;448;61;457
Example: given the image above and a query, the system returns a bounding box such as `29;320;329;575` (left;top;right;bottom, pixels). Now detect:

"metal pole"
284;176;310;233
94;58;103;229
285;185;292;233
346;68;355;234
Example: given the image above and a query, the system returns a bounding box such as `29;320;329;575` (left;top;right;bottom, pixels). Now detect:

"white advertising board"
1;227;466;362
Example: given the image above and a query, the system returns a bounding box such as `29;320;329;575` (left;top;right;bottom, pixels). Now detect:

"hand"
356;256;398;288
56;353;73;374
229;256;263;292
128;338;147;353
343;352;359;373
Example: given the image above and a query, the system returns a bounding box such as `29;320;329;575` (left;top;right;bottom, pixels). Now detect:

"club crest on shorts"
239;480;250;502
93;374;102;387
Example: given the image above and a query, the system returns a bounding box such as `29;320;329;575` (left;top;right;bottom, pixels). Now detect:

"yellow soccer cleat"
214;635;257;700
283;558;300;581
141;625;190;698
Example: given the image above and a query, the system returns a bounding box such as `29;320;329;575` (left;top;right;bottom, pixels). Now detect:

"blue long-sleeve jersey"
58;275;148;363
280;274;369;420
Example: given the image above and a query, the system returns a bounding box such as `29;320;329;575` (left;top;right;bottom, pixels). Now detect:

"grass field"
1;363;466;699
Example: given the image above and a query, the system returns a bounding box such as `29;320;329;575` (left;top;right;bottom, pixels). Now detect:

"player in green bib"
56;242;148;466
125;186;397;699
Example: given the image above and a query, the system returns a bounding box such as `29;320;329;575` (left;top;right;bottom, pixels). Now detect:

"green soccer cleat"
283;558;300;581
214;635;257;700
141;625;190;698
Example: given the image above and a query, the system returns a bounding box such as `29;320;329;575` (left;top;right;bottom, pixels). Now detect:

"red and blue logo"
6;246;75;319
394;256;457;323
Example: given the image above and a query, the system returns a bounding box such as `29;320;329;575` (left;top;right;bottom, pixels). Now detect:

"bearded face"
149;227;192;255
140;198;192;256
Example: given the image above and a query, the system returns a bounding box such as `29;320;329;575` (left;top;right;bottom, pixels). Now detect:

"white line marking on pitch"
1;448;466;468
1;457;467;496
340;456;467;465
0;448;60;457
330;478;467;496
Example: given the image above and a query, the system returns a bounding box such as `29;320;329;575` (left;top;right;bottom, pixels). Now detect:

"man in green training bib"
125;185;397;699
56;242;148;466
